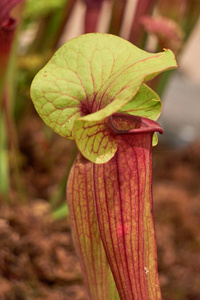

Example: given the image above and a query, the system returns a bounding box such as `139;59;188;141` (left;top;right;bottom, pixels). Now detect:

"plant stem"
129;0;155;47
109;0;127;36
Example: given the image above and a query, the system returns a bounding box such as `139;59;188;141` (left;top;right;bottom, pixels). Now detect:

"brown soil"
0;114;200;300
0;202;85;300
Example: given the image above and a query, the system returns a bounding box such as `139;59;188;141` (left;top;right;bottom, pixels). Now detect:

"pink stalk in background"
0;0;24;95
141;16;184;54
0;0;25;197
84;0;104;33
109;0;127;36
0;19;16;83
128;0;155;47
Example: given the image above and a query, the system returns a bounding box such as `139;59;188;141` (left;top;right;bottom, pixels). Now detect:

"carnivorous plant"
30;33;177;299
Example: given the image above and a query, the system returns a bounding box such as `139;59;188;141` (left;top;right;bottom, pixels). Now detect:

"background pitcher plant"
30;33;177;299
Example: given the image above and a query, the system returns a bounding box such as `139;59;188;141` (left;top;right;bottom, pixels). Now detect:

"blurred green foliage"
25;0;67;18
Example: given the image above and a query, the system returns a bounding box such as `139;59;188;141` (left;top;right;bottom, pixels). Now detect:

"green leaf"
30;33;177;163
118;84;161;121
118;84;161;148
74;117;117;164
0;113;10;195
73;83;160;163
74;85;139;163
52;202;68;220
25;0;66;17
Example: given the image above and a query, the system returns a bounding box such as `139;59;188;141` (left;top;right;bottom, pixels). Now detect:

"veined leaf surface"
93;116;163;300
31;33;177;163
67;153;119;299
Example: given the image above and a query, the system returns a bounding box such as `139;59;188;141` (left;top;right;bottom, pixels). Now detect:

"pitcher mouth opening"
109;113;163;135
